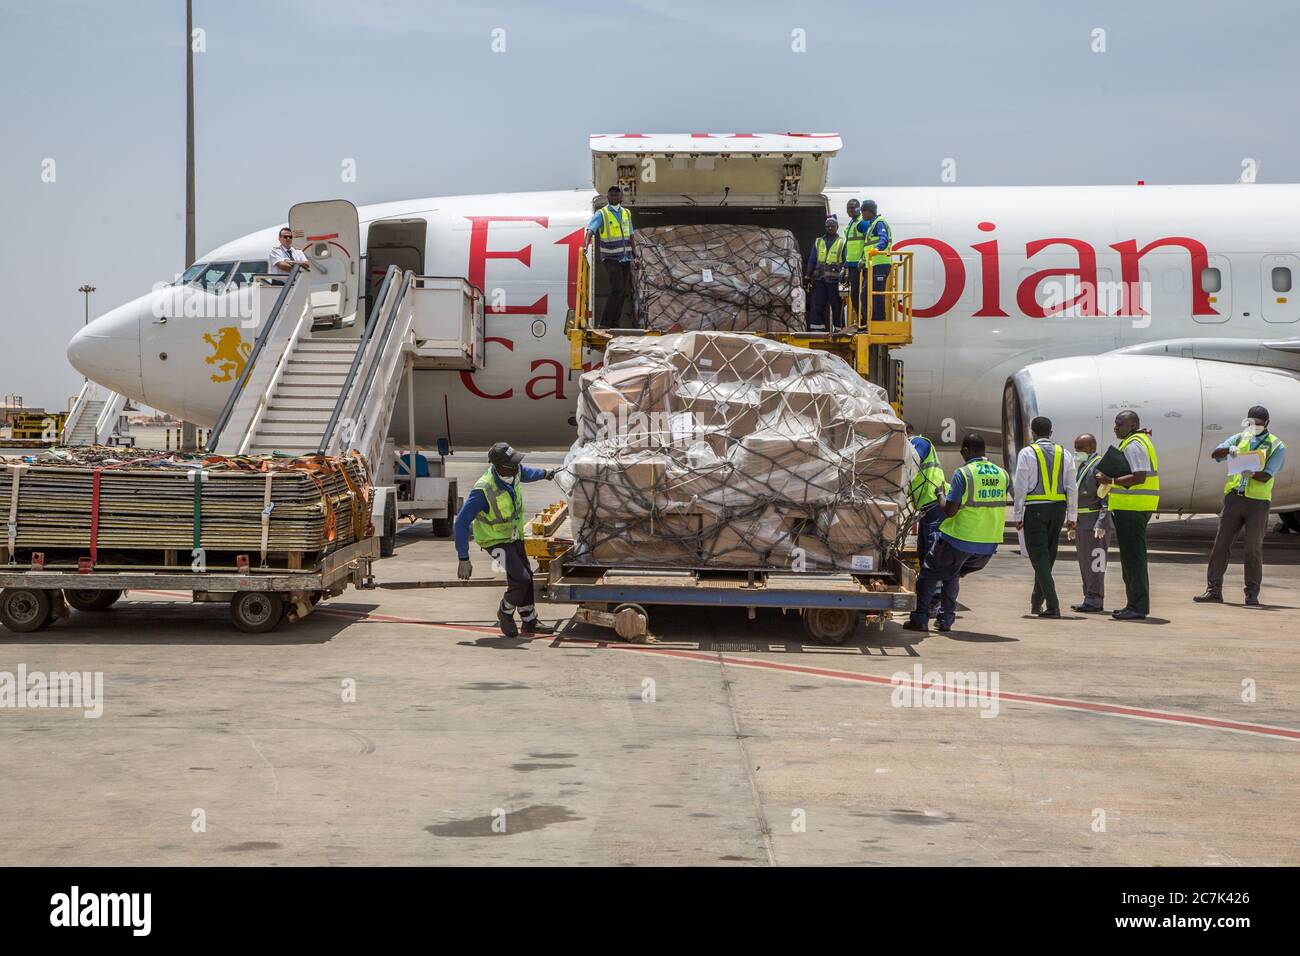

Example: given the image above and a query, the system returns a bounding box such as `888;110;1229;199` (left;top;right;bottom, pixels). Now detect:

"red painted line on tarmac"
125;596;1300;742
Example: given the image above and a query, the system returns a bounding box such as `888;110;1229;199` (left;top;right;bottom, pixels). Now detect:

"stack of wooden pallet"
0;449;372;570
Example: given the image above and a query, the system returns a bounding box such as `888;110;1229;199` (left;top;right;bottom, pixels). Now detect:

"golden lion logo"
203;326;252;383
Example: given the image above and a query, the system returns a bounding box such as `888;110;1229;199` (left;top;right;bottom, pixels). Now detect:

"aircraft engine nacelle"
1003;355;1300;514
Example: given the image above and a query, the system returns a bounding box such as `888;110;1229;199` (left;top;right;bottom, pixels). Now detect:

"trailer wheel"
802;607;859;645
0;588;53;633
64;588;123;612
230;592;285;634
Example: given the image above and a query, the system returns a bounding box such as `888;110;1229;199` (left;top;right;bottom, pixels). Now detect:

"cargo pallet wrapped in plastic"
633;224;804;333
557;331;917;572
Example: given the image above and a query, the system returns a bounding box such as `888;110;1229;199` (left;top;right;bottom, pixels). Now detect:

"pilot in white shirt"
269;227;309;272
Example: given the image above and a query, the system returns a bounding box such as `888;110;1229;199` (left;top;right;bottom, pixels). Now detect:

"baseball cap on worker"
488;442;524;470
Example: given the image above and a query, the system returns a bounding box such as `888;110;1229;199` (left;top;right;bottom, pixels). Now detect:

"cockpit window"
233;260;270;286
179;262;207;284
197;261;237;289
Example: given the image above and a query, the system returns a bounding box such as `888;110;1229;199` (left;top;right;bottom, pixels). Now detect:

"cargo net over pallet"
557;331;918;572
633;224;803;334
0;448;373;572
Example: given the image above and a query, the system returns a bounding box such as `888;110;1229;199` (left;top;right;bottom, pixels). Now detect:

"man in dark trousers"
806;216;846;332
1196;405;1287;606
1070;432;1111;613
1012;416;1077;618
454;443;557;637
585;185;634;328
1096;410;1159;621
903;434;1009;634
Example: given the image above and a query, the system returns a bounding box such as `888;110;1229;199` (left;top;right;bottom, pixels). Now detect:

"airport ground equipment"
525;507;916;645
63;382;133;447
567;133;911;414
0;536;376;634
204;200;485;554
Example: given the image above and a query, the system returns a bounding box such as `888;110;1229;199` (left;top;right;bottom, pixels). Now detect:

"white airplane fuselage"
69;183;1300;513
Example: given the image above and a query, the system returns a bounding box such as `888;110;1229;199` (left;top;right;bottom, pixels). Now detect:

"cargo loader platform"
526;504;916;645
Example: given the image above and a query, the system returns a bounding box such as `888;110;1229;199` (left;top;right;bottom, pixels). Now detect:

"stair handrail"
350;284;416;468
206;264;304;449
236;304;317;455
93;390;127;444
314;264;400;455
330;269;414;461
62;380;94;443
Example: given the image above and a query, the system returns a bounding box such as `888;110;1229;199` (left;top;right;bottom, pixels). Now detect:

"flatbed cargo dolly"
526;505;916;645
0;536;378;635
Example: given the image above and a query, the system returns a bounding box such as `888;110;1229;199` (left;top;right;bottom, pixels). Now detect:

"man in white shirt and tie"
1012;415;1078;618
269;227;309;273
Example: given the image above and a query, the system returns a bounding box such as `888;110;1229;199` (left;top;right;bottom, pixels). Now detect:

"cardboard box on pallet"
559;331;915;571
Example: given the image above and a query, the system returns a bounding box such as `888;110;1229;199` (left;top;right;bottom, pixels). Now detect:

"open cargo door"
590;132;841;206
288;199;361;330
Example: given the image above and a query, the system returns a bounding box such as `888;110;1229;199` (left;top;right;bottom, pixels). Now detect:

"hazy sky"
1;0;1296;408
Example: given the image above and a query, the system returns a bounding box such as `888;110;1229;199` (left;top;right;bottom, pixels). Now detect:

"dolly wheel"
802;607;859;645
64;589;123;612
230;592;285;634
0;588;53;633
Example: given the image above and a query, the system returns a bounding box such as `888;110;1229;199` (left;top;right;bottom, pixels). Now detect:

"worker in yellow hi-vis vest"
805;216;846;332
455;443;558;637
853;199;892;324
1012;416;1077;619
1196;404;1287;606
1095;410;1159;621
903;433;1009;634
585;184;634;329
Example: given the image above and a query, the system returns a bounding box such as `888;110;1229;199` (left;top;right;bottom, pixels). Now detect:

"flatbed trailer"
526;505;916;645
0;536;378;634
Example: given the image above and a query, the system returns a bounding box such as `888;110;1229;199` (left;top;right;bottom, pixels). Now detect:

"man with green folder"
1095;410;1159;621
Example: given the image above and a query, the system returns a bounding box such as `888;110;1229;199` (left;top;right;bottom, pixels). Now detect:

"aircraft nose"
67;296;145;397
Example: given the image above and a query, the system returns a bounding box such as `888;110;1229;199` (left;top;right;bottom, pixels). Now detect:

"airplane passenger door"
1262;254;1300;324
1194;254;1231;324
288;199;361;331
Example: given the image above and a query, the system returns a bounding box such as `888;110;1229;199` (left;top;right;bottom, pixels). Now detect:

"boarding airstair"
63;381;131;446
207;199;485;469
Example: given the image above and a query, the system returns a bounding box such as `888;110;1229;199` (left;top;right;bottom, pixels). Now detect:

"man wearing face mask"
1070;432;1111;613
454;443;558;637
1196;405;1287;606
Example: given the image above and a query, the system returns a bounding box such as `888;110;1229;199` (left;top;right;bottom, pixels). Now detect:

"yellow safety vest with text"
940;459;1009;544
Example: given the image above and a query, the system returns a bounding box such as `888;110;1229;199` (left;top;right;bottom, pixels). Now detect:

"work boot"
1031;601;1043;616
1036;608;1062;619
1193;590;1223;603
1071;603;1103;613
497;608;519;638
521;619;556;635
935;620;953;633
1244;594;1262;607
902;619;929;634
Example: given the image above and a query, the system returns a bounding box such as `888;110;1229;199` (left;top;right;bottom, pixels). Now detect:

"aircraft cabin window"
1272;266;1292;294
233;261;270;286
1200;267;1222;294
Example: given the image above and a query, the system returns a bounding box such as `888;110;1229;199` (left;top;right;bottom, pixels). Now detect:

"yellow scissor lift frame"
565;248;914;413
